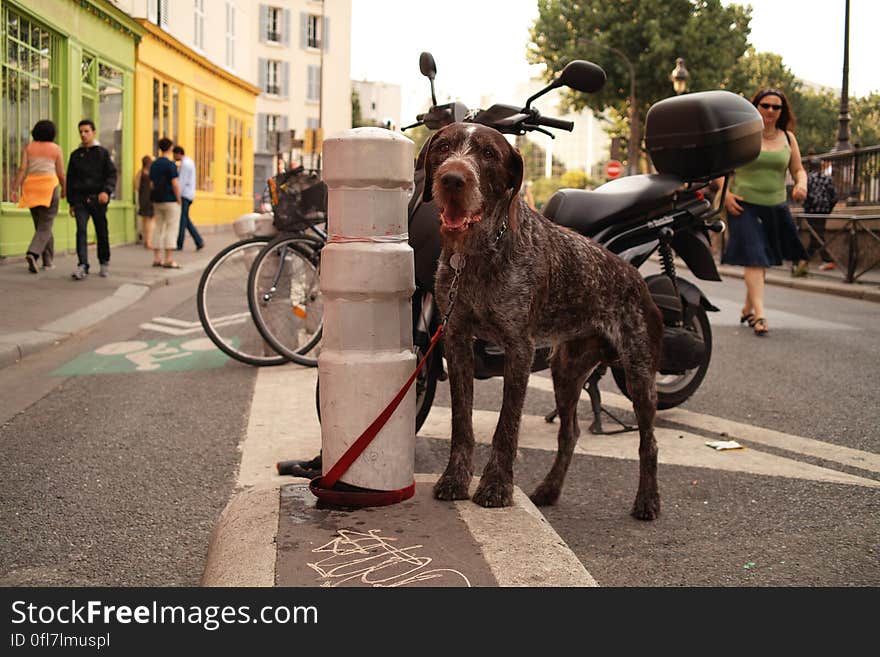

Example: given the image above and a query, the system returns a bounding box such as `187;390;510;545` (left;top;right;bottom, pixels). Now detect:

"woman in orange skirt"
10;120;66;273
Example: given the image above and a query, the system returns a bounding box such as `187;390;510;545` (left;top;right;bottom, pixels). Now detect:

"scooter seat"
543;174;683;237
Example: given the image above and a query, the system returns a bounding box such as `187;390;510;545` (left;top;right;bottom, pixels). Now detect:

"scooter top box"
645;90;762;181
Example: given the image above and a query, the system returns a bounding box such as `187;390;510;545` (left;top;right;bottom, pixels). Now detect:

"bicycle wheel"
247;234;324;367
197;236;289;366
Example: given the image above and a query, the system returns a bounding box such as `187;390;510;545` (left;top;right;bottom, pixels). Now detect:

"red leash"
309;324;445;505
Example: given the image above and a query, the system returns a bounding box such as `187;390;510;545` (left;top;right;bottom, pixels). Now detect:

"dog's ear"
420;132;438;202
506;145;524;231
507;145;524;195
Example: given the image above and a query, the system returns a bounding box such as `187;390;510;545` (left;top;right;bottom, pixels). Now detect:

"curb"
202;474;598;588
717;264;880;303
0;274;182;371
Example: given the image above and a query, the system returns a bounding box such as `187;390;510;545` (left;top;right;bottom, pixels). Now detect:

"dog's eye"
482;146;495;159
436;141;449;153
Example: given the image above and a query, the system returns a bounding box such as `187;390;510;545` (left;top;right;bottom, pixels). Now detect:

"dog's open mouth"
439;207;483;232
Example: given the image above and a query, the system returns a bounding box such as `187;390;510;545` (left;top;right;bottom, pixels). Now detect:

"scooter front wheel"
612;303;712;410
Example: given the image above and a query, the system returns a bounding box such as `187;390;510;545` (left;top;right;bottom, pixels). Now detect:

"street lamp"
670;57;689;95
833;0;852;152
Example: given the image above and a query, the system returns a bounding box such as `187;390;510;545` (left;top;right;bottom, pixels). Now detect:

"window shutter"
147;0;158;23
257;113;266;152
282;62;290;99
258;58;267;93
282;9;291;46
259;5;267;43
300;12;308;49
159;0;169;28
322;16;330;51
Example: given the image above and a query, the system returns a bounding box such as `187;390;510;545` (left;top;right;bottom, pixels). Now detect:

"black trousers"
73;198;110;269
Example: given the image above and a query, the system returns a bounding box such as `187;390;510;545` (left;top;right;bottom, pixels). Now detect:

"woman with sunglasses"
721;88;809;336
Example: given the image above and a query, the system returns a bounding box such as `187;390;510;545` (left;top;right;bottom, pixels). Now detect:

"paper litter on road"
705;440;745;451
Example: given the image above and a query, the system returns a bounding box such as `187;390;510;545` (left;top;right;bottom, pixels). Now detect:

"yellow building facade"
134;20;258;228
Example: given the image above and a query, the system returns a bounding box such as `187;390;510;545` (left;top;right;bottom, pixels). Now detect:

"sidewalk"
718;261;880;303
0;229;235;370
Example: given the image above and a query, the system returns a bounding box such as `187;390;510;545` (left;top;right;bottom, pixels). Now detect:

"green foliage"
531;177;566;209
528;0;751;171
560;169;590;189
851;94;880;148
351;89;363;128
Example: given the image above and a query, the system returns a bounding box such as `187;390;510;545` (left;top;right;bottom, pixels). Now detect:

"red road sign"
606;160;624;179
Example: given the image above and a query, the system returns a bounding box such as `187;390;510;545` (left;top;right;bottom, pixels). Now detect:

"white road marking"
236;367;879;490
140;313;249;335
526;375;880;474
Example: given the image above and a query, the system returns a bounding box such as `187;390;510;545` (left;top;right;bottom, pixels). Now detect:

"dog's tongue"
440;209;482;231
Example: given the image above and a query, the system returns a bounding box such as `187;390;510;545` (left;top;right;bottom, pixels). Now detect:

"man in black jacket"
67;119;117;279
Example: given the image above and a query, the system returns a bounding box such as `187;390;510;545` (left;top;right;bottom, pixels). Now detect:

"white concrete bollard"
319;127;416;493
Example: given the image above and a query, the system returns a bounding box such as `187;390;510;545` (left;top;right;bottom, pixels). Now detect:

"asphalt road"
0;268;877;586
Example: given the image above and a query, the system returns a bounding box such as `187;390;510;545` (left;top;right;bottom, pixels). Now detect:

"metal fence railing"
792;212;880;283
812;145;880;206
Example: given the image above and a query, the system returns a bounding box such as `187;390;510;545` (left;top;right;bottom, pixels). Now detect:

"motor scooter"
404;52;762;434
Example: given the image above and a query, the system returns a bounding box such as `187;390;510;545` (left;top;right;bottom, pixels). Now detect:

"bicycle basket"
268;167;328;233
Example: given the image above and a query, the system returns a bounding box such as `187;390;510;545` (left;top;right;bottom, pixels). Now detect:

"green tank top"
730;140;790;206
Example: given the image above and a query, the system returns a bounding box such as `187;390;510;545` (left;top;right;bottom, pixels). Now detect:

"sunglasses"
759;102;782;111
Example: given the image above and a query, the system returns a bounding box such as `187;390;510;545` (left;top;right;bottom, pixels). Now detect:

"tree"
529;0;751;172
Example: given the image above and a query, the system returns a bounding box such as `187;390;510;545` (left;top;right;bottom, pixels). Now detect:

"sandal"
151;261;163;267
740;311;757;327
162;262;181;269
753;317;769;336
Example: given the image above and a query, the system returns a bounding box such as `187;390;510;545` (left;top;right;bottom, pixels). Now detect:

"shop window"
98;63;124;199
226;116;244;196
194;101;215;192
1;7;58;202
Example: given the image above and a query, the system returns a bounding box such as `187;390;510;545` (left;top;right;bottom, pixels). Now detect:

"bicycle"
247;167;329;368
197;231;289;367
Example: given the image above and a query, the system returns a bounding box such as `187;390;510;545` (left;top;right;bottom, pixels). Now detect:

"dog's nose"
441;171;465;192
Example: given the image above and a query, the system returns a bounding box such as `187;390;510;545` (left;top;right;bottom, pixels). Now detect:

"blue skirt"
722;201;808;267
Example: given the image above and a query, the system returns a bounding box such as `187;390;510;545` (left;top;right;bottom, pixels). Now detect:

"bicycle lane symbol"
52;337;229;376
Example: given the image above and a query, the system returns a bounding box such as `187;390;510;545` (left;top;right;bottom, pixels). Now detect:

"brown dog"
423;123;664;520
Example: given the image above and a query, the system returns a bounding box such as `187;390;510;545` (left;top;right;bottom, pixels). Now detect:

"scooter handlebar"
536;116;574;131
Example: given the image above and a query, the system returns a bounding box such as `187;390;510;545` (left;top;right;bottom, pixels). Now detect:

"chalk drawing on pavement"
308;528;472;587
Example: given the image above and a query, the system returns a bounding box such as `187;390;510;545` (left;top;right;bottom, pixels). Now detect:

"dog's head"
422;123;524;244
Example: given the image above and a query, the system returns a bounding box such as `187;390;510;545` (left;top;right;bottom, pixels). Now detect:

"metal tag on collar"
450;252;464;271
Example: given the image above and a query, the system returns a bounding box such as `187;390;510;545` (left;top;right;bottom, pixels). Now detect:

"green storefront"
0;0;142;259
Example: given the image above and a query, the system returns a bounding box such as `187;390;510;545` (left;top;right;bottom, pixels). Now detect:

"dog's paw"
529;482;560;507
433;473;471;501
630;494;661;521
472;478;513;508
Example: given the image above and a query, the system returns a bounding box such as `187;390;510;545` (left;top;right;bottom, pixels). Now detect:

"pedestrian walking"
793;157;838;275
720;87;808;337
135;155;155;249
10;120;65;273
149;138;182;269
172;146;204;251
66;119;117;280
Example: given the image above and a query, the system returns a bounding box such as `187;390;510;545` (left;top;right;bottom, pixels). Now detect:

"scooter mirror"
558;60;606;93
419;52;437;80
